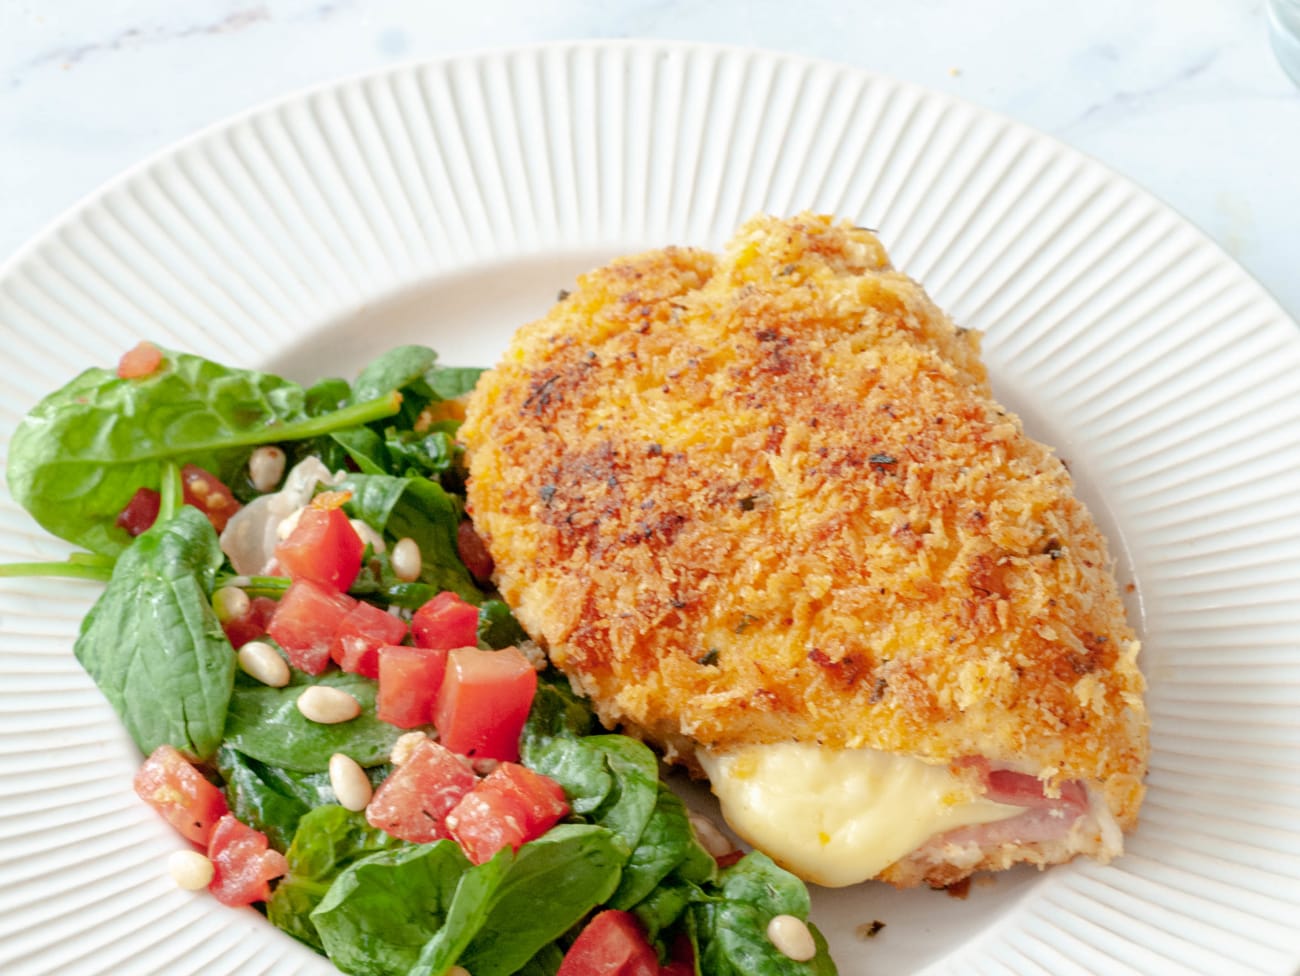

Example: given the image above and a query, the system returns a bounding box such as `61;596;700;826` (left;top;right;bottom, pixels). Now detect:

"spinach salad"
1;343;839;976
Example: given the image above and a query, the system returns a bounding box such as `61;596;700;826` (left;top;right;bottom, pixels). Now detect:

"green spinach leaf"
691;853;838;976
339;474;480;602
527;735;659;852
351;345;438;408
72;506;233;759
268;805;407;951
611;784;714;909
6;349;401;555
224;670;406;772
312;840;470;976
477;599;529;650
520;671;601;758
7;351;304;554
455;825;627;976
217;746;388;852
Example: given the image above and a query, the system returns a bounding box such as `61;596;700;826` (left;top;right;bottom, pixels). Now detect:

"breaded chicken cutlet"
460;214;1148;889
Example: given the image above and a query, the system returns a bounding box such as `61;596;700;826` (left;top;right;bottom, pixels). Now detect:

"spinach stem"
159;460;182;523
219;574;291;598
0;560;114;581
221;391;403;449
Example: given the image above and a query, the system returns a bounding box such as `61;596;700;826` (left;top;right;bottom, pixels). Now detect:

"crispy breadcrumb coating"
460;214;1148;837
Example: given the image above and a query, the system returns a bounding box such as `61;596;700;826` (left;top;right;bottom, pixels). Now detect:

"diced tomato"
365;738;477;843
222;596;279;649
714;850;745;869
207;814;287;906
133;745;229;846
457;520;495;584
446;762;569;864
267;580;356;675
181;464;242;534
116;486;161;537
376;644;447;728
486;762;569;830
434;647;537;761
556;910;659;976
331;601;409;678
412;591;479;651
274;506;364;592
117;340;163;379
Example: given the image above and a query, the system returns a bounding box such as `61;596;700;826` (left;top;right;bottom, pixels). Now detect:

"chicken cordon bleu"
459;214;1148;889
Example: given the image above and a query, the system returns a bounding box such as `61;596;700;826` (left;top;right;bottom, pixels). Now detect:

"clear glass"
1269;0;1300;86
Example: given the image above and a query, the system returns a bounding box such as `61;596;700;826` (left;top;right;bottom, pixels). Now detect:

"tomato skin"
207;814;287;906
376;644;447;728
556;910;660;976
365;738;477;843
116;487;162;537
446;762;569;864
181;464;241;534
412;591;480;651
133;745;229;846
222;596;278;649
434;647;537;761
331;601;409;678
117;341;163;379
274;506;364;592
268;580;357;675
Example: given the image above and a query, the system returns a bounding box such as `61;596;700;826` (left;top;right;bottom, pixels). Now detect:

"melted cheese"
698;743;1024;887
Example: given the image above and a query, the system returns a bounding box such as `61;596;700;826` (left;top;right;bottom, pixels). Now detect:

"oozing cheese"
698;743;1024;887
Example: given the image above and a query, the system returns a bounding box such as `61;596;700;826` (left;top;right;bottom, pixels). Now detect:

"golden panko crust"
460;214;1148;829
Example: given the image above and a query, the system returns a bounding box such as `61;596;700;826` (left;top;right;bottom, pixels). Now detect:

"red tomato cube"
181;464;242;534
116;486;161;537
274;506;364;592
556;910;659;976
267;580;356;675
207;814;288;906
133;744;229;846
487;762;569;828
222;596;279;650
446;762;569;864
412;591;479;651
331;601;409;678
365;738;477;843
117;340;163;379
434;647;537;761
376;644;447;728
445;788;528;865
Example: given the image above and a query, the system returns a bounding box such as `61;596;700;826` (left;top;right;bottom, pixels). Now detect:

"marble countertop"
3;0;1298;319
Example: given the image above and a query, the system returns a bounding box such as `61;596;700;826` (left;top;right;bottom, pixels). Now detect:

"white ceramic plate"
2;41;1299;976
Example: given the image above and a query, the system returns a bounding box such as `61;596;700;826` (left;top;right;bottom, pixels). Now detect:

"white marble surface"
2;0;1298;320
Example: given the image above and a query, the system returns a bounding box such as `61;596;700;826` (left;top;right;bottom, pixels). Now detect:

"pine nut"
766;914;816;962
446;967;471;976
390;732;428;766
169;849;214;890
248;446;287;493
350;519;386;554
471;758;500;776
212;585;250;624
329;753;373;811
391;537;422;582
238;640;291;687
688;812;734;858
297;685;361;724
